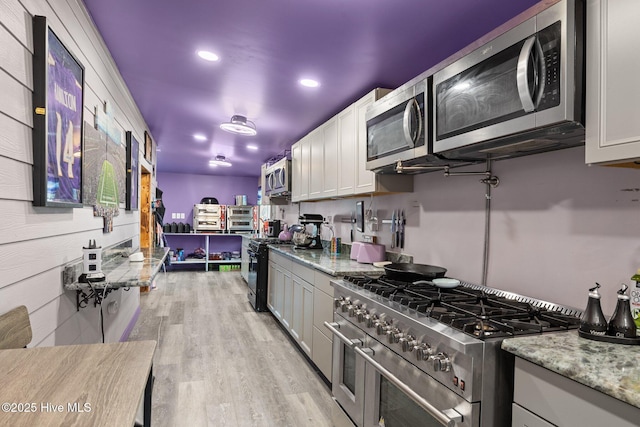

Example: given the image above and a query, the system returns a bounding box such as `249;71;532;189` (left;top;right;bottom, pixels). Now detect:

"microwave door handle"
516;36;538;113
354;346;463;427
402;98;421;148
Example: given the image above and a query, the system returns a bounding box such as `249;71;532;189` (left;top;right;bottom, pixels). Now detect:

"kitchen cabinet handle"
354;346;463;427
324;322;362;348
516;35;544;113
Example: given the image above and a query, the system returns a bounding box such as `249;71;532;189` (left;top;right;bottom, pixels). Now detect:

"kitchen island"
502;331;640;426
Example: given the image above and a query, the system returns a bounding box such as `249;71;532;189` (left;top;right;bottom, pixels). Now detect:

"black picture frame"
32;15;85;208
125;131;139;211
144;131;153;163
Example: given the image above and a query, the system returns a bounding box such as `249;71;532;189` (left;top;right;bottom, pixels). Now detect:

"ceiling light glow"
193;133;207;141
197;50;219;62
247;144;258;150
299;78;320;88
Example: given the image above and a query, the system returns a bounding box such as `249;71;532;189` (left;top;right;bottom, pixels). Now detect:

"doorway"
140;167;152;249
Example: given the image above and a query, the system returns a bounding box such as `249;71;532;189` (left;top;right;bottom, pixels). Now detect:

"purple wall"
157;172;258;254
157;171;258;221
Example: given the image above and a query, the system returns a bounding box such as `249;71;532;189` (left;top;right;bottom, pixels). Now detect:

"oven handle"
324;322;363;348
354;346;463;427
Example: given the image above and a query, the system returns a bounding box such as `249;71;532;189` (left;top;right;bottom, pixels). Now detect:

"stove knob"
356;310;368;323
348;305;361;317
342;303;352;313
334;298;345;309
376;322;390;336
431;352;452;372
365;314;378;328
415;344;434;361
399;336;417;353
387;328;403;344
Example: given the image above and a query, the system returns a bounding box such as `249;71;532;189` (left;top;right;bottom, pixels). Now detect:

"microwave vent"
478;138;560;156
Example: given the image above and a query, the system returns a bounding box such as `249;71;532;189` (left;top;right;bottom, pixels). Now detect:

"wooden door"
140;168;152;248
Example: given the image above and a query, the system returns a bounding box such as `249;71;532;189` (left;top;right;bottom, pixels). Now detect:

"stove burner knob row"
387;328;404;344
430;352;452;372
399;335;417;352
356;310;369;323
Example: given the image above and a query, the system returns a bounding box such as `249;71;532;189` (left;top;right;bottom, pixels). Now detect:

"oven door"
358;339;479;427
325;318;366;427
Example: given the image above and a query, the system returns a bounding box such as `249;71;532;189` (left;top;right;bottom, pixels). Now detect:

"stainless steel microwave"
433;0;585;160
265;158;291;197
365;81;429;173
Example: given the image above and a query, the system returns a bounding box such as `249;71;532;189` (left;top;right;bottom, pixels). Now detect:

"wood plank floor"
127;270;334;426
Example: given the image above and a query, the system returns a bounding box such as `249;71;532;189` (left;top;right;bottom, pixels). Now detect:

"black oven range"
246;237;291;312
326;274;581;427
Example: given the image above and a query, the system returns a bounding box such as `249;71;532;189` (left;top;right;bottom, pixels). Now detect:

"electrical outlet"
327;215;333;223
180;213;185;219
171;213;176;219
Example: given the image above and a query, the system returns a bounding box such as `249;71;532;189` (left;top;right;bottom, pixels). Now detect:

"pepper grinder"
580;283;608;336
607;284;637;338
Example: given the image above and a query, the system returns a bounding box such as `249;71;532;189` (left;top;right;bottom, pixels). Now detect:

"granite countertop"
502;331;640;409
64;247;170;291
268;245;385;276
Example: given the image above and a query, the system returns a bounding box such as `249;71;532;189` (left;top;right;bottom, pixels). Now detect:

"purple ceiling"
82;0;538;177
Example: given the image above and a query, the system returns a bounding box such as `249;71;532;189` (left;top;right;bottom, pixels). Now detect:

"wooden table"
0;340;156;426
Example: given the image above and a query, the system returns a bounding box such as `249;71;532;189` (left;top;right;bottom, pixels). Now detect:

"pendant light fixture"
220;115;257;136
209;155;232;167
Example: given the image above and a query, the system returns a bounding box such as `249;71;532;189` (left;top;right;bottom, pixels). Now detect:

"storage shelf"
165;233;243;271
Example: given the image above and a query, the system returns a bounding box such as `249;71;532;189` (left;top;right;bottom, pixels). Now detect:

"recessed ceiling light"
299;78;320;88
247;144;258;150
197;50;219;62
193;133;207;141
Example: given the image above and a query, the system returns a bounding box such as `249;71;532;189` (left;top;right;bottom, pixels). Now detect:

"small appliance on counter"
79;239;106;283
266;220;281;237
292;214;324;249
355;242;385;264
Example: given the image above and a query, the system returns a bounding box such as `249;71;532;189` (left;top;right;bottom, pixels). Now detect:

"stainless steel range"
326;275;581;427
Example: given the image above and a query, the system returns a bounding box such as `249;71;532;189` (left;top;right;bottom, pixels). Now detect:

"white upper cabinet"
308;127;324;199
337;104;357;196
322;117;339;198
291;88;412;202
586;0;640;165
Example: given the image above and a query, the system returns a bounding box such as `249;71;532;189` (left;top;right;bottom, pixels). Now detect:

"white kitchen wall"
0;0;150;346
282;146;640;315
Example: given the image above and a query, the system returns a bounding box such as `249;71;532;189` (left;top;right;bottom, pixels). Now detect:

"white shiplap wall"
0;0;153;346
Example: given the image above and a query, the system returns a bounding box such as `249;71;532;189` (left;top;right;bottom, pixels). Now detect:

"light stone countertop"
64;247;170;291
268;244;386;276
502;331;640;409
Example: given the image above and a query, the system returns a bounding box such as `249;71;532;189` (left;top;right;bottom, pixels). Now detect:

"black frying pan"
383;263;447;282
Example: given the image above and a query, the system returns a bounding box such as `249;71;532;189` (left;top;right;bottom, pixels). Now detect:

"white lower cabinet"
512;357;640;427
268;250;335;382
